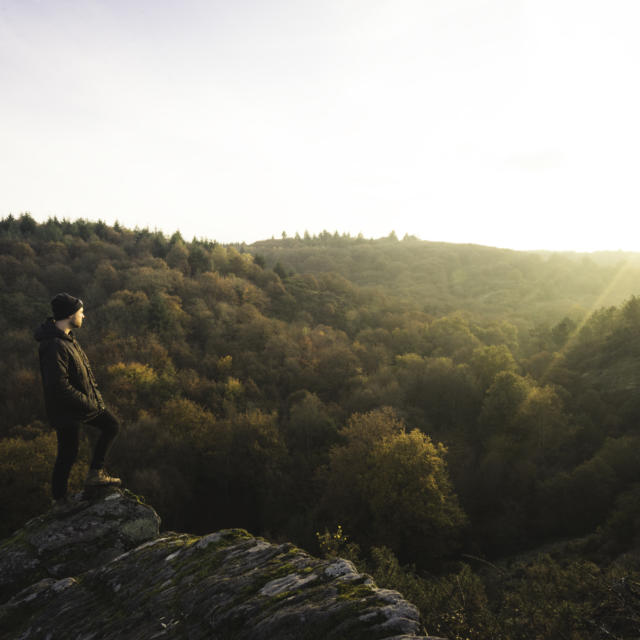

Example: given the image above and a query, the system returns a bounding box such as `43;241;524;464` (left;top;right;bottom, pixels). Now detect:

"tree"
395;354;481;433
470;344;518;392
18;212;37;236
285;391;338;463
188;244;213;274
478;371;531;440
166;241;190;274
322;408;466;566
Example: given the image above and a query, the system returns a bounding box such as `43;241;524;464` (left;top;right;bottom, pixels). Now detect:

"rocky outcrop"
0;489;438;639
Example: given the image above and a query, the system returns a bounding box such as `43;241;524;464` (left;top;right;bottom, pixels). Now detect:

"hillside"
3;214;640;637
250;233;640;324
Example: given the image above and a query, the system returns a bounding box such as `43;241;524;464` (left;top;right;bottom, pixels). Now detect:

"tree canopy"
3;214;640;638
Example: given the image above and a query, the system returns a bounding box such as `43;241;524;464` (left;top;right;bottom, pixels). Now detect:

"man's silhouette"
35;293;121;507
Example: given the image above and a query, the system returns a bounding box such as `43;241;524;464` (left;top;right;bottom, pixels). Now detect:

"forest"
3;213;640;639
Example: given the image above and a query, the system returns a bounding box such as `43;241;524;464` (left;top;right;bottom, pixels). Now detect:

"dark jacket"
34;318;105;424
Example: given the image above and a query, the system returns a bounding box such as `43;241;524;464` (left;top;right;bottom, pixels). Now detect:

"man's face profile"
69;307;84;328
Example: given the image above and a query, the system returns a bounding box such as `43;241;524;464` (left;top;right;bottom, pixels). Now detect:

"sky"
1;0;639;251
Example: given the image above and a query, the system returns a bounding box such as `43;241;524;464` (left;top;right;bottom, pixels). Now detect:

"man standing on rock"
35;293;121;507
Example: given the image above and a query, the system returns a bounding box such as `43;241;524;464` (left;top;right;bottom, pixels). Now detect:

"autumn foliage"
3;214;640;637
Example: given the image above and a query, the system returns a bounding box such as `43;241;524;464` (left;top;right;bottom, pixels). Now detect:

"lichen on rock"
0;489;437;639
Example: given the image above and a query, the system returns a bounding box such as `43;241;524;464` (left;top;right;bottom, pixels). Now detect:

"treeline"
253;231;640;324
3;214;640;638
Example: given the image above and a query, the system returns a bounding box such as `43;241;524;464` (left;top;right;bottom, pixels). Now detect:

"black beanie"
51;293;83;320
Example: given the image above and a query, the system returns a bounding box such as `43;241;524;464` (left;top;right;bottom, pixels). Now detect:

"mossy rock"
0;494;428;639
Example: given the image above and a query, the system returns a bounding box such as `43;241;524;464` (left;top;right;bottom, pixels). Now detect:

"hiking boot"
85;468;122;487
51;496;74;513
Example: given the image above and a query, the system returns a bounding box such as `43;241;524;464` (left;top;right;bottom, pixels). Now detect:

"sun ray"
540;259;634;383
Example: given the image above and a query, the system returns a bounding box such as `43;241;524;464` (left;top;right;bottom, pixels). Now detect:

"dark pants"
51;409;120;500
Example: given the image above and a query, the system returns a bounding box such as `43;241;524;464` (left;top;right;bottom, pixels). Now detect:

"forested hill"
4;214;640;638
250;232;640;324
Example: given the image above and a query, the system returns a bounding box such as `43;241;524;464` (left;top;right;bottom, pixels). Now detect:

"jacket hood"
34;318;73;342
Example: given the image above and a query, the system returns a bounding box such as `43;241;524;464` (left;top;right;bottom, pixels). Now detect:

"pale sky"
1;0;639;251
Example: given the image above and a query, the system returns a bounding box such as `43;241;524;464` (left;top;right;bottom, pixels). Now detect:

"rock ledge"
0;489;438;639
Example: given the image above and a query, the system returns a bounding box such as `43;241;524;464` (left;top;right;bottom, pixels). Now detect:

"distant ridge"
248;234;640;322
